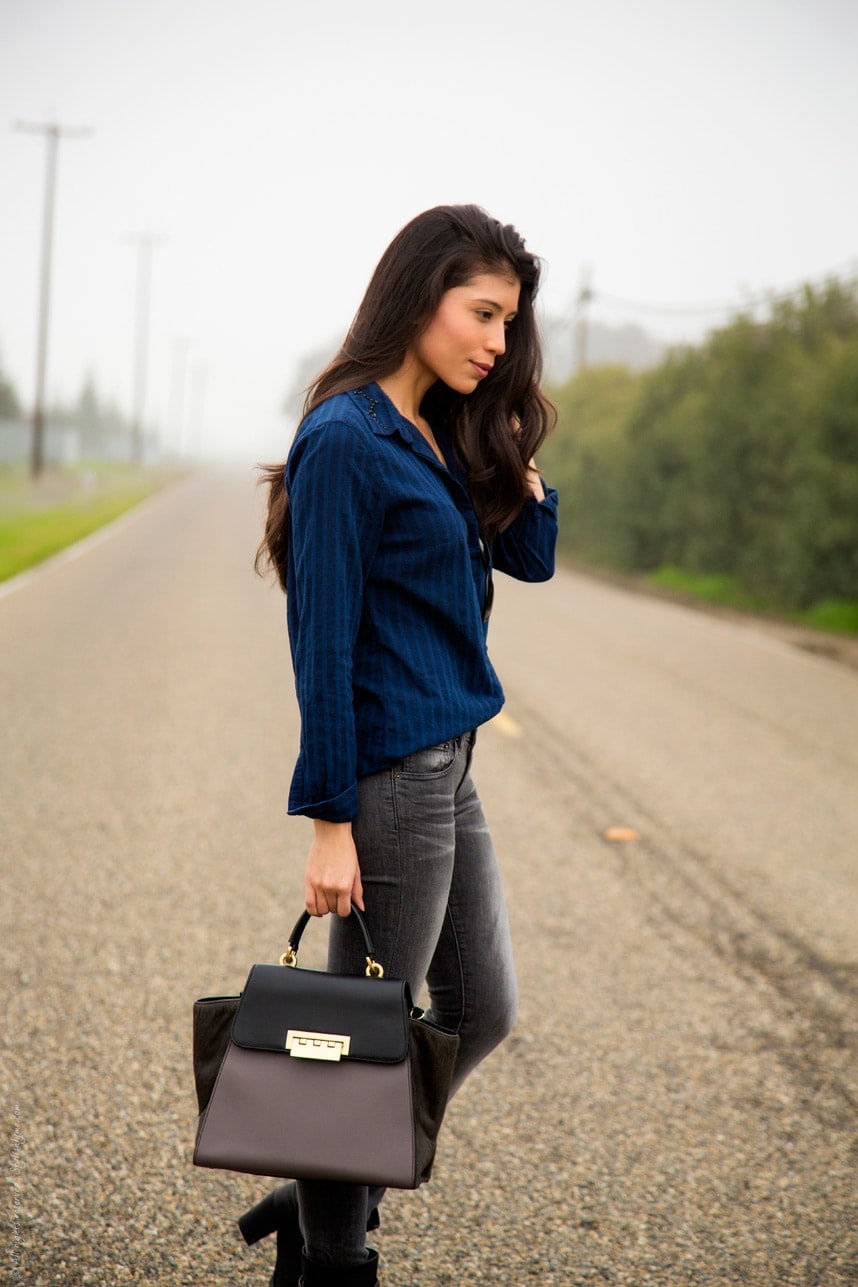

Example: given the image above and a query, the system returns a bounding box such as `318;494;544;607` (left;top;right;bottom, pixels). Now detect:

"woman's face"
411;271;521;394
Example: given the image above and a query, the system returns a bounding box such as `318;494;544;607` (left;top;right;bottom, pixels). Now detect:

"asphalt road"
1;469;856;1285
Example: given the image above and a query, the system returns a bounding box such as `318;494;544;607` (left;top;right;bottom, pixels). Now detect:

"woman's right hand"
304;819;365;918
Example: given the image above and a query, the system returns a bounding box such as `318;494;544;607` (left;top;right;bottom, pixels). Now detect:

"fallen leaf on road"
603;826;640;842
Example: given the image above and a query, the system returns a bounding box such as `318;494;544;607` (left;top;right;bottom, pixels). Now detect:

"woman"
242;204;559;1286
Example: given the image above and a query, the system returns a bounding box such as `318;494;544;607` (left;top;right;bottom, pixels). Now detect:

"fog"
1;0;856;462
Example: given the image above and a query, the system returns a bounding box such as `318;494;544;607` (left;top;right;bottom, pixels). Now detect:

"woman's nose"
486;321;506;355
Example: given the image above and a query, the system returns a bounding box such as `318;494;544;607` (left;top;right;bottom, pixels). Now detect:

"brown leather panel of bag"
194;1042;417;1187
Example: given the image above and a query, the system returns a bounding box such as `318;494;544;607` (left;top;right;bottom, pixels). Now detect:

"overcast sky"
2;0;856;460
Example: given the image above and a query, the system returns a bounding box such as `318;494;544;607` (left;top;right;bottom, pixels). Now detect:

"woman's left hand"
511;418;545;501
525;458;545;501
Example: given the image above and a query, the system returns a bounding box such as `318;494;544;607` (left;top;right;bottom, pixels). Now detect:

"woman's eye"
476;310;493;321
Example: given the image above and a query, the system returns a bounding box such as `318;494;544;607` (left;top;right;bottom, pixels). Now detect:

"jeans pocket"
398;741;457;779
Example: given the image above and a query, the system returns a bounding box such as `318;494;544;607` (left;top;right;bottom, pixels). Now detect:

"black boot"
238;1184;381;1287
238;1182;302;1287
299;1248;379;1286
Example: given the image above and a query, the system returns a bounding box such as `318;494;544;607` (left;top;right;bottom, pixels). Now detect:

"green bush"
539;279;858;624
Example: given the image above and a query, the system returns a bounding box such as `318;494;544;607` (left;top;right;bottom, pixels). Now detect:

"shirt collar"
351;384;398;436
352;383;444;470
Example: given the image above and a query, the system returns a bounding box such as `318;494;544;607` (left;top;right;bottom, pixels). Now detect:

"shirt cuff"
287;781;359;823
530;485;558;514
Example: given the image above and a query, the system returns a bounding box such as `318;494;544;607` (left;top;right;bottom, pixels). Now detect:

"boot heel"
238;1183;297;1245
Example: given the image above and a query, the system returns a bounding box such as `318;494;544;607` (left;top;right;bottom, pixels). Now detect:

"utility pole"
187;361;208;459
125;231;165;464
14;119;93;478
574;265;593;372
168;337;191;458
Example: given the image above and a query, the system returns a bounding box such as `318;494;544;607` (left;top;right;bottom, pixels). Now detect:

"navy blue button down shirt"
285;383;559;822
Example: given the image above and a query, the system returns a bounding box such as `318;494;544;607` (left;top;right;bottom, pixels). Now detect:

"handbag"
192;906;460;1188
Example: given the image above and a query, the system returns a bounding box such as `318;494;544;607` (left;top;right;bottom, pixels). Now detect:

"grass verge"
646;565;858;635
0;463;180;584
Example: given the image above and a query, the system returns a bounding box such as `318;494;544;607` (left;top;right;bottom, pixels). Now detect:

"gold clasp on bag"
285;1030;351;1062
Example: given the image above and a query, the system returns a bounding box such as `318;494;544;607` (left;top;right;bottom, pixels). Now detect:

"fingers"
526;460;545;500
303;876;320;917
304;880;353;918
303;824;362;919
303;880;326;918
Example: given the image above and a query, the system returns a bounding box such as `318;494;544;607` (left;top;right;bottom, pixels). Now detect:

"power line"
574;265;593;369
590;261;858;320
595;291;752;317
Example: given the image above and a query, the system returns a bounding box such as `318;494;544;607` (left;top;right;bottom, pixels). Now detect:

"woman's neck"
377;364;445;465
376;358;434;429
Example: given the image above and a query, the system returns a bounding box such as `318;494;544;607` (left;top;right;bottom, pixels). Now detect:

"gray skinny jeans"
297;731;518;1266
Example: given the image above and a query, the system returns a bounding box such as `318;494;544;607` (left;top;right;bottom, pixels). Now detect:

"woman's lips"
470;361;491;378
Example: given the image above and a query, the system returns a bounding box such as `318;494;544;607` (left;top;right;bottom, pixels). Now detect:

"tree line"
0;350;21;421
539;279;858;614
0;361;137;458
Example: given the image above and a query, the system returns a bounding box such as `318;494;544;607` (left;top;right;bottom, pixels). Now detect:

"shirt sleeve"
491;483;559;582
285;421;384;821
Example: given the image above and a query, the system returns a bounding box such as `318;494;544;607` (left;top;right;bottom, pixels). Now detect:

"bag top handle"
279;906;385;978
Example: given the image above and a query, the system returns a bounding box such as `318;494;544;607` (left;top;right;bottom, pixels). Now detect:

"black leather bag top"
231;963;411;1064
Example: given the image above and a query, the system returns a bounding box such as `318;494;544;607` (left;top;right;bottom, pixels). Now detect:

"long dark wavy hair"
256;204;555;589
